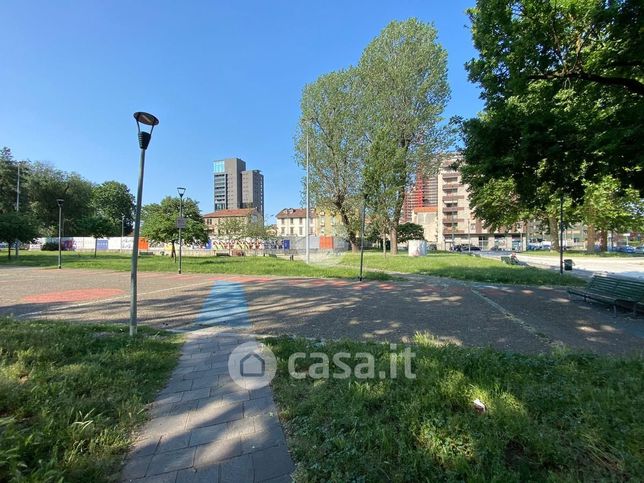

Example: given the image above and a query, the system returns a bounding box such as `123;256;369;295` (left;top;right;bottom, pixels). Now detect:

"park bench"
501;255;521;265
568;274;644;315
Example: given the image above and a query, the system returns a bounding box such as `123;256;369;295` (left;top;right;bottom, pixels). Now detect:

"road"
506;253;644;279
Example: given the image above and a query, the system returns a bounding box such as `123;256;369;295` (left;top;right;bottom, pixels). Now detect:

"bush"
41;242;67;251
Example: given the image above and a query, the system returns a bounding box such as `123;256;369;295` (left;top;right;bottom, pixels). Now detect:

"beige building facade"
406;155;526;250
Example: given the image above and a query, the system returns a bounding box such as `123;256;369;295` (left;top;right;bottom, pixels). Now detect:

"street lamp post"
177;187;186;274
121;214;125;252
56;198;64;269
130;111;159;337
305;126;310;264
559;194;564;275
359;194;367;281
15;163;21;258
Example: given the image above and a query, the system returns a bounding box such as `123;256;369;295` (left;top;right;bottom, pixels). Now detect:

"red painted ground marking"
378;283;395;290
22;288;125;303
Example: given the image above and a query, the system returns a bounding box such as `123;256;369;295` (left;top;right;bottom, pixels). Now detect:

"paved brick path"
121;327;293;483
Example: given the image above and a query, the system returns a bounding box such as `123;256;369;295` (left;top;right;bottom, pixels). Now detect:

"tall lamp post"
305;124;310;264
56;198;64;269
130;111;159;337
121;214;125;252
359;194;367;281
15;163;21;258
177;187;186;274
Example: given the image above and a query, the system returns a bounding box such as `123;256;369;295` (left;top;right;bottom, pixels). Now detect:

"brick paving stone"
187;401;244;429
148;447;196;475
251;446;294;482
220;454;253;483
176;466;219;483
195;438;243;466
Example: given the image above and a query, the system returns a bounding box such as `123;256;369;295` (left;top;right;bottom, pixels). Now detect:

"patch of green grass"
267;337;644;481
0;251;391;280
342;252;586;286
0;318;181;482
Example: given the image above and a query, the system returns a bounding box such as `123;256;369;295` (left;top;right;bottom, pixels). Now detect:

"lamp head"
177;187;186;197
133;111;159;150
56;198;64;207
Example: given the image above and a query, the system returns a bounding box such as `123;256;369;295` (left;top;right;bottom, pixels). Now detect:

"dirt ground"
1;266;642;355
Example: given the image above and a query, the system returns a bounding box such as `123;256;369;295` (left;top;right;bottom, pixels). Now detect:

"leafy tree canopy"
462;0;644;211
0;212;39;259
141;196;208;246
397;222;426;243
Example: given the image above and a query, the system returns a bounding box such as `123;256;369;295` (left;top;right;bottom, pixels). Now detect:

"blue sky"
0;1;482;224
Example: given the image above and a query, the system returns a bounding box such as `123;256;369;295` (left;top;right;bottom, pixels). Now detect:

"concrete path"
121;327;293;483
484;253;644;280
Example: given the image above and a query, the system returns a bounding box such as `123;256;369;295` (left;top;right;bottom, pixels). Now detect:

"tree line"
0;147;139;257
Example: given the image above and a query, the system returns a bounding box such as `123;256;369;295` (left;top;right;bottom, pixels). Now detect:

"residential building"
241;170;264;215
213;158;264;215
316;210;345;237
405;155;526;250
203;208;260;237
276;208;317;237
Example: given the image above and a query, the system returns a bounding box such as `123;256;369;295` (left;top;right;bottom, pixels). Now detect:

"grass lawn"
0;251;390;280
267;337;644;481
342;252;586;286
0;318;181;482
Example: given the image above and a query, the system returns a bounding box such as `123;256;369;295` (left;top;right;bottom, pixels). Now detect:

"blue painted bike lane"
196;280;251;329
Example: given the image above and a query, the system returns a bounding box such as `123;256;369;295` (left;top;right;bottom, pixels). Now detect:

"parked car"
616;245;636;253
635;246;644;254
454;244;481;252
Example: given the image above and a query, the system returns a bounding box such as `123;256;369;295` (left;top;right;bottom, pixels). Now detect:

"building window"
299;226;303;235
213;161;225;173
290;227;294;235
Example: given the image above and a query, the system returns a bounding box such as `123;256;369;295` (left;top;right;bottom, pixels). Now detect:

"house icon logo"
240;352;265;377
228;341;277;389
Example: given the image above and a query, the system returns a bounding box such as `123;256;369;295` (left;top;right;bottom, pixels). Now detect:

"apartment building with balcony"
406;155;526;250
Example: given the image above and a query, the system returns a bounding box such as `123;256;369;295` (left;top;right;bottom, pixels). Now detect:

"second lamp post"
177;187;186;274
56;198;64;269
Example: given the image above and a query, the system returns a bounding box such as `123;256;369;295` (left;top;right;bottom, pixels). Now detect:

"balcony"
442;207;462;214
442;184;460;191
443;218;464;225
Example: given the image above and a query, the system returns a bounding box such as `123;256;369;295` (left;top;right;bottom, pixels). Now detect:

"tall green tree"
583;176;644;251
296;68;364;252
25;162;94;235
78;215;113;257
91;181;135;236
0;212;39;259
462;0;644;215
141;196;208;258
0;147;23;215
359;18;452;254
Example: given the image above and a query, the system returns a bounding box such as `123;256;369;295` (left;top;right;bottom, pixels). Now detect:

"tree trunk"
600;230;608;252
171;241;176;260
548;215;559;252
7;244;10;260
94;238;98;258
390;228;398;255
586;224;596;253
382;234;386;256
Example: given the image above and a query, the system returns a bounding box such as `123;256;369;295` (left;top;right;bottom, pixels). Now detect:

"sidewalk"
120;327;293;483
